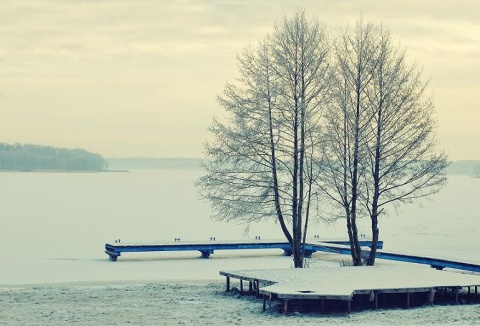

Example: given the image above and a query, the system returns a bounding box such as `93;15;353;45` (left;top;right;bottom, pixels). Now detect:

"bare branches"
318;19;447;266
198;12;448;268
197;10;330;268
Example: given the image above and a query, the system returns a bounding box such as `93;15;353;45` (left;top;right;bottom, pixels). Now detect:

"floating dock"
220;266;480;313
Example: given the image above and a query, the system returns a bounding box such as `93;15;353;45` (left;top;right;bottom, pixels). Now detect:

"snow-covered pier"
220;266;480;313
104;239;382;261
104;239;480;272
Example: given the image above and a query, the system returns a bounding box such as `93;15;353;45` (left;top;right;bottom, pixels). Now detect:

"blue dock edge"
104;239;381;261
104;239;480;273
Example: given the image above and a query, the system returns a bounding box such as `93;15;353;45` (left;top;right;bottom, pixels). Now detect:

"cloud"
0;0;479;158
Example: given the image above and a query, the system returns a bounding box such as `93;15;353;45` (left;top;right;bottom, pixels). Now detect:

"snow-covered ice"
0;171;479;324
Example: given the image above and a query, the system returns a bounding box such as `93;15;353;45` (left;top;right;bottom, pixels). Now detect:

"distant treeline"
448;160;480;177
107;157;202;171
0;143;106;171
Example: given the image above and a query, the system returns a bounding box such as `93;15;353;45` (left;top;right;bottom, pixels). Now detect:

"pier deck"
104;238;480;273
104;239;382;261
220;266;480;313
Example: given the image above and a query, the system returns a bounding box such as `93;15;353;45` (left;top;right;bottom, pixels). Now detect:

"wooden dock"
220;266;480;313
104;239;382;261
376;250;480;273
104;238;480;273
306;242;480;273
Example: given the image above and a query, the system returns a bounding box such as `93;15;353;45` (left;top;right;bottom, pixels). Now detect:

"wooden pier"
220;266;480;313
104;239;382;261
104;238;480;273
307;242;480;273
104;237;480;313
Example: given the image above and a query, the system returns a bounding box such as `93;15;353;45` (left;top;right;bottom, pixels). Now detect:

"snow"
223;266;480;298
2;282;480;325
0;172;479;324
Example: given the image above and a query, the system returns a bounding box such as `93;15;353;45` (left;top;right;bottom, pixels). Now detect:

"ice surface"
0;171;478;286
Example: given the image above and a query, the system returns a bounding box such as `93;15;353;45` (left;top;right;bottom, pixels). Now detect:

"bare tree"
362;26;448;265
196;11;330;268
319;20;448;266
318;20;378;266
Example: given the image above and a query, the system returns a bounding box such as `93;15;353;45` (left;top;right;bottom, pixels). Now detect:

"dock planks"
220;266;480;313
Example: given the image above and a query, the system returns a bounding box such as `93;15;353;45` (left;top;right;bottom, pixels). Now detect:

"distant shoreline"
0;169;129;173
106;157;202;171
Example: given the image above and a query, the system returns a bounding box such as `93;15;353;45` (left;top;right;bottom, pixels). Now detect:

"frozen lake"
0;170;478;286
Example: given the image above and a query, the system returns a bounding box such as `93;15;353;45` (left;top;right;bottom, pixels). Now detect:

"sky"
0;0;479;160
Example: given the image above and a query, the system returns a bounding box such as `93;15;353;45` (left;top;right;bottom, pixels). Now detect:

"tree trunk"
292;92;302;268
346;216;358;264
367;212;379;265
350;69;364;266
268;82;293;244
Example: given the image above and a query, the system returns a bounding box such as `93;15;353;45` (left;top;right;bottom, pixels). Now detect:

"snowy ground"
1;256;480;325
2;281;480;325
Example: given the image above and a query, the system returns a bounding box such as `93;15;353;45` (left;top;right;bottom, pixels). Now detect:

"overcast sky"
1;0;479;159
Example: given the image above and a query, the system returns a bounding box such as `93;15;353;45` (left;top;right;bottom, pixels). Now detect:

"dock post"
304;249;315;258
347;300;351;313
240;279;244;295
226;277;230;292
406;292;410;309
249;281;253;294
283;299;289;313
283;249;292;256
200;250;212;258
428;288;435;304
262;295;266;311
105;251;119;261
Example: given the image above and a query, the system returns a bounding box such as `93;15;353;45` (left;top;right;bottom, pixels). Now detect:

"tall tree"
196;11;330;268
362;26;448;265
319;20;448;266
318;20;378;266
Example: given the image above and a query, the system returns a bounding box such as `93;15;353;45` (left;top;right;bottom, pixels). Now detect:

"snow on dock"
220;266;480;313
104;238;480;272
104;238;381;261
